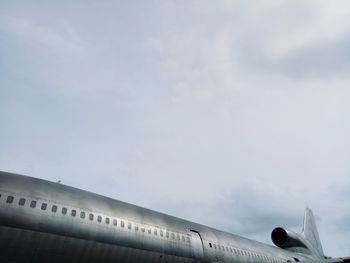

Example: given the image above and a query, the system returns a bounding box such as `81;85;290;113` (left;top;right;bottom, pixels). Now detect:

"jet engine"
271;227;308;249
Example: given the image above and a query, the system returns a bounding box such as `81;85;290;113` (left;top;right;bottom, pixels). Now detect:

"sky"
1;0;350;258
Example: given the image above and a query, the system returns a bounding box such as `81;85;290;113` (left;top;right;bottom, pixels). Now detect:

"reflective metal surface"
0;171;325;262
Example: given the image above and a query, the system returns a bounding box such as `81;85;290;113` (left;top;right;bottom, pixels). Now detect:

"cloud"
1;0;350;258
0;14;85;55
252;31;350;79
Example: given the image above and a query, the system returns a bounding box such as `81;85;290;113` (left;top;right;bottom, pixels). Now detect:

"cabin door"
189;230;204;260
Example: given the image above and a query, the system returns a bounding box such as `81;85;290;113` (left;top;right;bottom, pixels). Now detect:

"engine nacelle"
271;227;308;249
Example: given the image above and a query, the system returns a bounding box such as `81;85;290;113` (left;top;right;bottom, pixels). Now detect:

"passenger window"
154;229;157;235
80;212;85;219
209;243;212;248
135;225;139;231
30;200;37;208
230;248;233;253
52;205;58;212
6;196;14;204
171;233;175;239
128;223;132;229
177;234;180;241
89;213;94;220
41;203;47;210
187;237;190;243
71;210;76;217
226;247;229;252
121;221;124;227
166;232;169;238
105;217;110;224
148;229;151;234
19;198;26;206
113;219;117;226
182;236;185;242
62;207;67;215
97;215;102;222
214;244;217;249
160;230;163;236
141;227;145;232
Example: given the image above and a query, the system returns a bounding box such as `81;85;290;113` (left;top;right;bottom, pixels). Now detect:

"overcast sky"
1;0;350;258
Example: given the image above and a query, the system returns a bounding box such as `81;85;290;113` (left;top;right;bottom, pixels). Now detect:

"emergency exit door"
190;230;204;259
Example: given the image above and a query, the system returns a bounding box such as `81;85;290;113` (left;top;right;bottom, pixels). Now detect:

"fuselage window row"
207;241;284;263
1;193;190;245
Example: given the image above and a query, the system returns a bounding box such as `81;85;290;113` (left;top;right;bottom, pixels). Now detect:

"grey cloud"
335;215;350;232
1;0;350;258
268;32;350;79
216;187;302;236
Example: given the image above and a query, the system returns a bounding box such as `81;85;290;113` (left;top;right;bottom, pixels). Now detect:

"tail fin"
302;208;324;257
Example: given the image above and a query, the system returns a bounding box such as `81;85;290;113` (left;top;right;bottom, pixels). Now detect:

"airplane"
0;171;348;263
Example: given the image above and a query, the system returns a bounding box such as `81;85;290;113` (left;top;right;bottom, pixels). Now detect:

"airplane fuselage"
0;172;316;263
